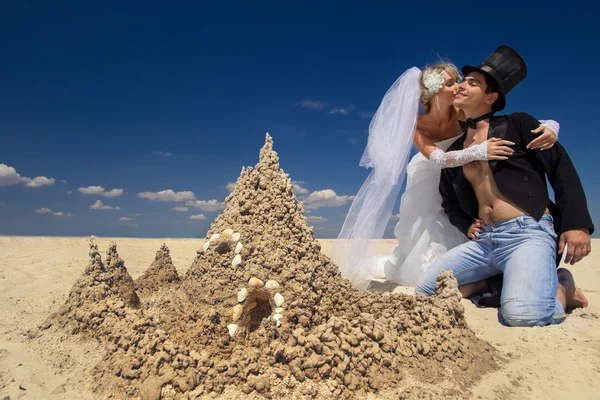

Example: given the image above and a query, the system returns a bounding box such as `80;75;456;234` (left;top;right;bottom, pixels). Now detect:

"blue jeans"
415;215;566;327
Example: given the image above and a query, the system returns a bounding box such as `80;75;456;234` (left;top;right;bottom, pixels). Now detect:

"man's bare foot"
557;268;589;313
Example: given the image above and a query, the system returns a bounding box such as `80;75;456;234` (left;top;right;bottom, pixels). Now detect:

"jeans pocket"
533;224;558;243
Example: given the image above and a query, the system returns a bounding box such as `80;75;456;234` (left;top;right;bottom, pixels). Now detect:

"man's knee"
500;300;556;327
415;275;436;296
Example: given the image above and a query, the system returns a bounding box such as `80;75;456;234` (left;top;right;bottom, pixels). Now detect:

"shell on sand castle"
232;254;242;267
273;292;284;307
202;241;210;251
227;323;239;337
231;232;240;242
265;280;279;290
234;242;243;254
248;277;264;288
209;233;221;242
237;288;248;303
232;304;243;322
222;228;234;236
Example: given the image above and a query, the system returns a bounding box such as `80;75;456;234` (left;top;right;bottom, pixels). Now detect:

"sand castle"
42;134;496;399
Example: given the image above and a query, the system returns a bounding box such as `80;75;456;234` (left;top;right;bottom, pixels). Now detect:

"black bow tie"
458;112;494;133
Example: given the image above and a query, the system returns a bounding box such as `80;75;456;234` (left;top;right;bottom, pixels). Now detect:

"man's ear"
486;92;499;106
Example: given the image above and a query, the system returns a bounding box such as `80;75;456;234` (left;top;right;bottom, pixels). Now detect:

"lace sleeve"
429;142;488;168
539;119;559;139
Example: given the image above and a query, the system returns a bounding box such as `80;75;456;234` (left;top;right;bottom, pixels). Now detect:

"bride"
333;63;559;289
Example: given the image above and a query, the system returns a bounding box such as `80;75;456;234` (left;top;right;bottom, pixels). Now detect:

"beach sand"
0;236;598;399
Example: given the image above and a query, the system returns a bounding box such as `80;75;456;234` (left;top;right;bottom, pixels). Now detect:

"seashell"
231;232;241;242
209;233;221;242
202;241;210;251
222;228;234;236
273;293;285;307
274;307;284;314
227;324;239;337
272;313;282;321
232;254;242;267
232;305;243;322
237;288;248;303
234;242;243;254
248;277;264;288
265;280;279;290
276;320;281;327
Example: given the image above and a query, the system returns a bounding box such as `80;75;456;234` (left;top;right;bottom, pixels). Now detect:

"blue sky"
1;1;598;238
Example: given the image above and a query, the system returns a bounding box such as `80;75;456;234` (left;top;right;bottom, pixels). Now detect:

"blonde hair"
419;63;461;111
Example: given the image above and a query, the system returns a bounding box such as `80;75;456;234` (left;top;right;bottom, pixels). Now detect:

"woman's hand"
486;137;515;160
468;219;485;240
528;125;557;150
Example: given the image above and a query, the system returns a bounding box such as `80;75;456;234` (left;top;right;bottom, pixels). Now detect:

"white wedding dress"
371;135;467;285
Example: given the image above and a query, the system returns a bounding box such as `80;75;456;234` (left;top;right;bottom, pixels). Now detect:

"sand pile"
135;244;180;297
43;134;496;399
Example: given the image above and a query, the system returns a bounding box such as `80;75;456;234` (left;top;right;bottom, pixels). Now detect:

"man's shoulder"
501;112;540;126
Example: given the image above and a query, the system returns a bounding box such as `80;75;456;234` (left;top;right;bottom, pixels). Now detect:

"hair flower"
423;71;445;94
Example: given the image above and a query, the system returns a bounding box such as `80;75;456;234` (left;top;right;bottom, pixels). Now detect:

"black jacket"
439;112;594;237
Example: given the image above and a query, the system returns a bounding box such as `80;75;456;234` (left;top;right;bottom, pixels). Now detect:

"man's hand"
558;229;591;265
468;218;485;240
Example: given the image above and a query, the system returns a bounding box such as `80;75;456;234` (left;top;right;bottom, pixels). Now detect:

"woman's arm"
413;129;514;168
528;119;560;150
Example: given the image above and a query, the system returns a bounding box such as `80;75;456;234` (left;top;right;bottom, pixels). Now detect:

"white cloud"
358;111;375;119
328;105;355;115
61;180;68;184
67;191;73;195
150;151;172;157
137;189;195;202
23;176;56;187
78;186;124;197
292;181;309;195
303;189;355;209
185;199;225;212
134;213;142;216
188;214;207;220
306;216;328;223
172;206;189;212
0;164;23;186
36;208;52;214
226;182;236;192
295;100;329;110
0;164;55;187
90;200;120;210
119;217;133;221
53;212;73;217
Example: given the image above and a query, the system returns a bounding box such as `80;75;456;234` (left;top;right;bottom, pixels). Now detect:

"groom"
415;45;594;327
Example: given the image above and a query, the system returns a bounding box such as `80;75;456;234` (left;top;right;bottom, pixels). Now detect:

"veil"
332;67;422;289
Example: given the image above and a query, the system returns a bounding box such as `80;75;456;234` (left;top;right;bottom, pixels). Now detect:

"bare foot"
557;268;589;313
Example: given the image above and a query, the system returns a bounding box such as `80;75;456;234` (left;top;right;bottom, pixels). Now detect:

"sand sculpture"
42;134;496;398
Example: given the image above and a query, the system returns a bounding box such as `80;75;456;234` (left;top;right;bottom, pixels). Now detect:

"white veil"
332;67;421;289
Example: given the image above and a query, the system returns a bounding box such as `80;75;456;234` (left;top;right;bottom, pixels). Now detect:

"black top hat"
462;45;527;111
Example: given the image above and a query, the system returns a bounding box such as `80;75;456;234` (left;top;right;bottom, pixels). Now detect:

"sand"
1;136;598;399
0;236;598;399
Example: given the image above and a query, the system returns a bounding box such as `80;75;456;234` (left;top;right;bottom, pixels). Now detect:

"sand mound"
136;244;180;297
42;134;496;398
